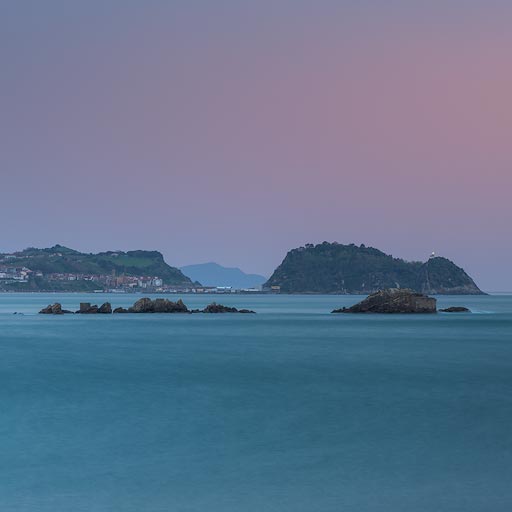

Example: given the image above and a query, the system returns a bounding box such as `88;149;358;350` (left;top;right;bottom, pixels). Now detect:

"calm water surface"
1;293;512;511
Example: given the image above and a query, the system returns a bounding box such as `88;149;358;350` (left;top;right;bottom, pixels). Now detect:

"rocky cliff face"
265;243;484;295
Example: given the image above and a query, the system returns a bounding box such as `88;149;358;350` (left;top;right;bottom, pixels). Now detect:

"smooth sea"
1;293;512;512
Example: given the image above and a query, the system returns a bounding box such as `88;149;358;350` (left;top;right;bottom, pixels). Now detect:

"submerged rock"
333;288;437;314
439;306;470;313
113;307;129;314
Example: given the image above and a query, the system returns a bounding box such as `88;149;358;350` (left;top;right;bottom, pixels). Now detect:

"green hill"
264;243;484;295
0;245;193;291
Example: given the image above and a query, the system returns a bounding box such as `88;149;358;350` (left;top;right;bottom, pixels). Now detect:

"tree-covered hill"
264;243;484;295
0;245;193;291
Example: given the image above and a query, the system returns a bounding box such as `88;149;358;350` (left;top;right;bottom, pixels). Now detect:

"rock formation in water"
39;303;73;314
77;303;98;314
39;298;256;315
127;298;189;313
439;306;470;313
200;302;256;314
98;302;112;314
332;288;437;314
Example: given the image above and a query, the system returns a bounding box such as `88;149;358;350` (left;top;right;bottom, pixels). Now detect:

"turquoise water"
1;293;512;511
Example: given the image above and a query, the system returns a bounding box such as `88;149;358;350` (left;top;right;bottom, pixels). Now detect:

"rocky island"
332;289;437;314
265;242;484;295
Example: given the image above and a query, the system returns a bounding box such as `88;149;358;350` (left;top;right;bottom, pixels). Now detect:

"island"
264;242;484;295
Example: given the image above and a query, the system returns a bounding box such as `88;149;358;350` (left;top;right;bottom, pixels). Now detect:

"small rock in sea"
128;298;189;313
332;288;437;314
439;306;470;313
75;302;112;314
201;302;256;314
39;303;73;315
76;303;99;314
98;302;112;314
113;307;129;314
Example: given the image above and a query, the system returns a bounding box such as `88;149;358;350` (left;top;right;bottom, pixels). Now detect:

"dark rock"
439;306;470;313
76;302;100;314
51;303;63;315
127;297;189;313
201;303;255;314
39;303;72;314
40;304;55;314
333;288;437;314
98;302;112;314
39;305;53;314
128;298;152;313
77;304;99;314
113;307;129;314
79;302;91;313
238;309;256;314
39;303;64;315
202;303;238;313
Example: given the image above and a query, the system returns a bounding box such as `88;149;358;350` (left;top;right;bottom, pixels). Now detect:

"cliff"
264;243;484;295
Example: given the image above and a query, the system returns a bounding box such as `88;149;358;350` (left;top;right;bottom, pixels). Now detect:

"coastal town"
0;253;263;294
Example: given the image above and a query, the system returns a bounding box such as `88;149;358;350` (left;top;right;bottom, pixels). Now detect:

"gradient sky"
1;1;511;290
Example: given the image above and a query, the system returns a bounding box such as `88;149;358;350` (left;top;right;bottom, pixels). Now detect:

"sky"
1;1;511;290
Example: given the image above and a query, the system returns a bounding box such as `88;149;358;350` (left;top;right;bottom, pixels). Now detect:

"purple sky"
1;1;511;290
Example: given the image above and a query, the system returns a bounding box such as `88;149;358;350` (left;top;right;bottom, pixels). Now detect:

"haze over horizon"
2;1;511;291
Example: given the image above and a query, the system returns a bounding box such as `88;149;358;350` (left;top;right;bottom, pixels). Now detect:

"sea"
1;293;512;512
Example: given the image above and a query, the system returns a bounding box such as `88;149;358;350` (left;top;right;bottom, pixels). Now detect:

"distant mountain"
264;242;484;295
180;262;266;289
0;245;193;291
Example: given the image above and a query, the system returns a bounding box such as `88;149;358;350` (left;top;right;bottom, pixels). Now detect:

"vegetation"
0;245;193;291
265;242;483;295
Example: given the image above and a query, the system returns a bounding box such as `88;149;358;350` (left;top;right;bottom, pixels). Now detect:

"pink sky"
1;1;511;290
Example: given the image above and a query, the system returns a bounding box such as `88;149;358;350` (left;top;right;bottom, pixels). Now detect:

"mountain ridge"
180;262;266;289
